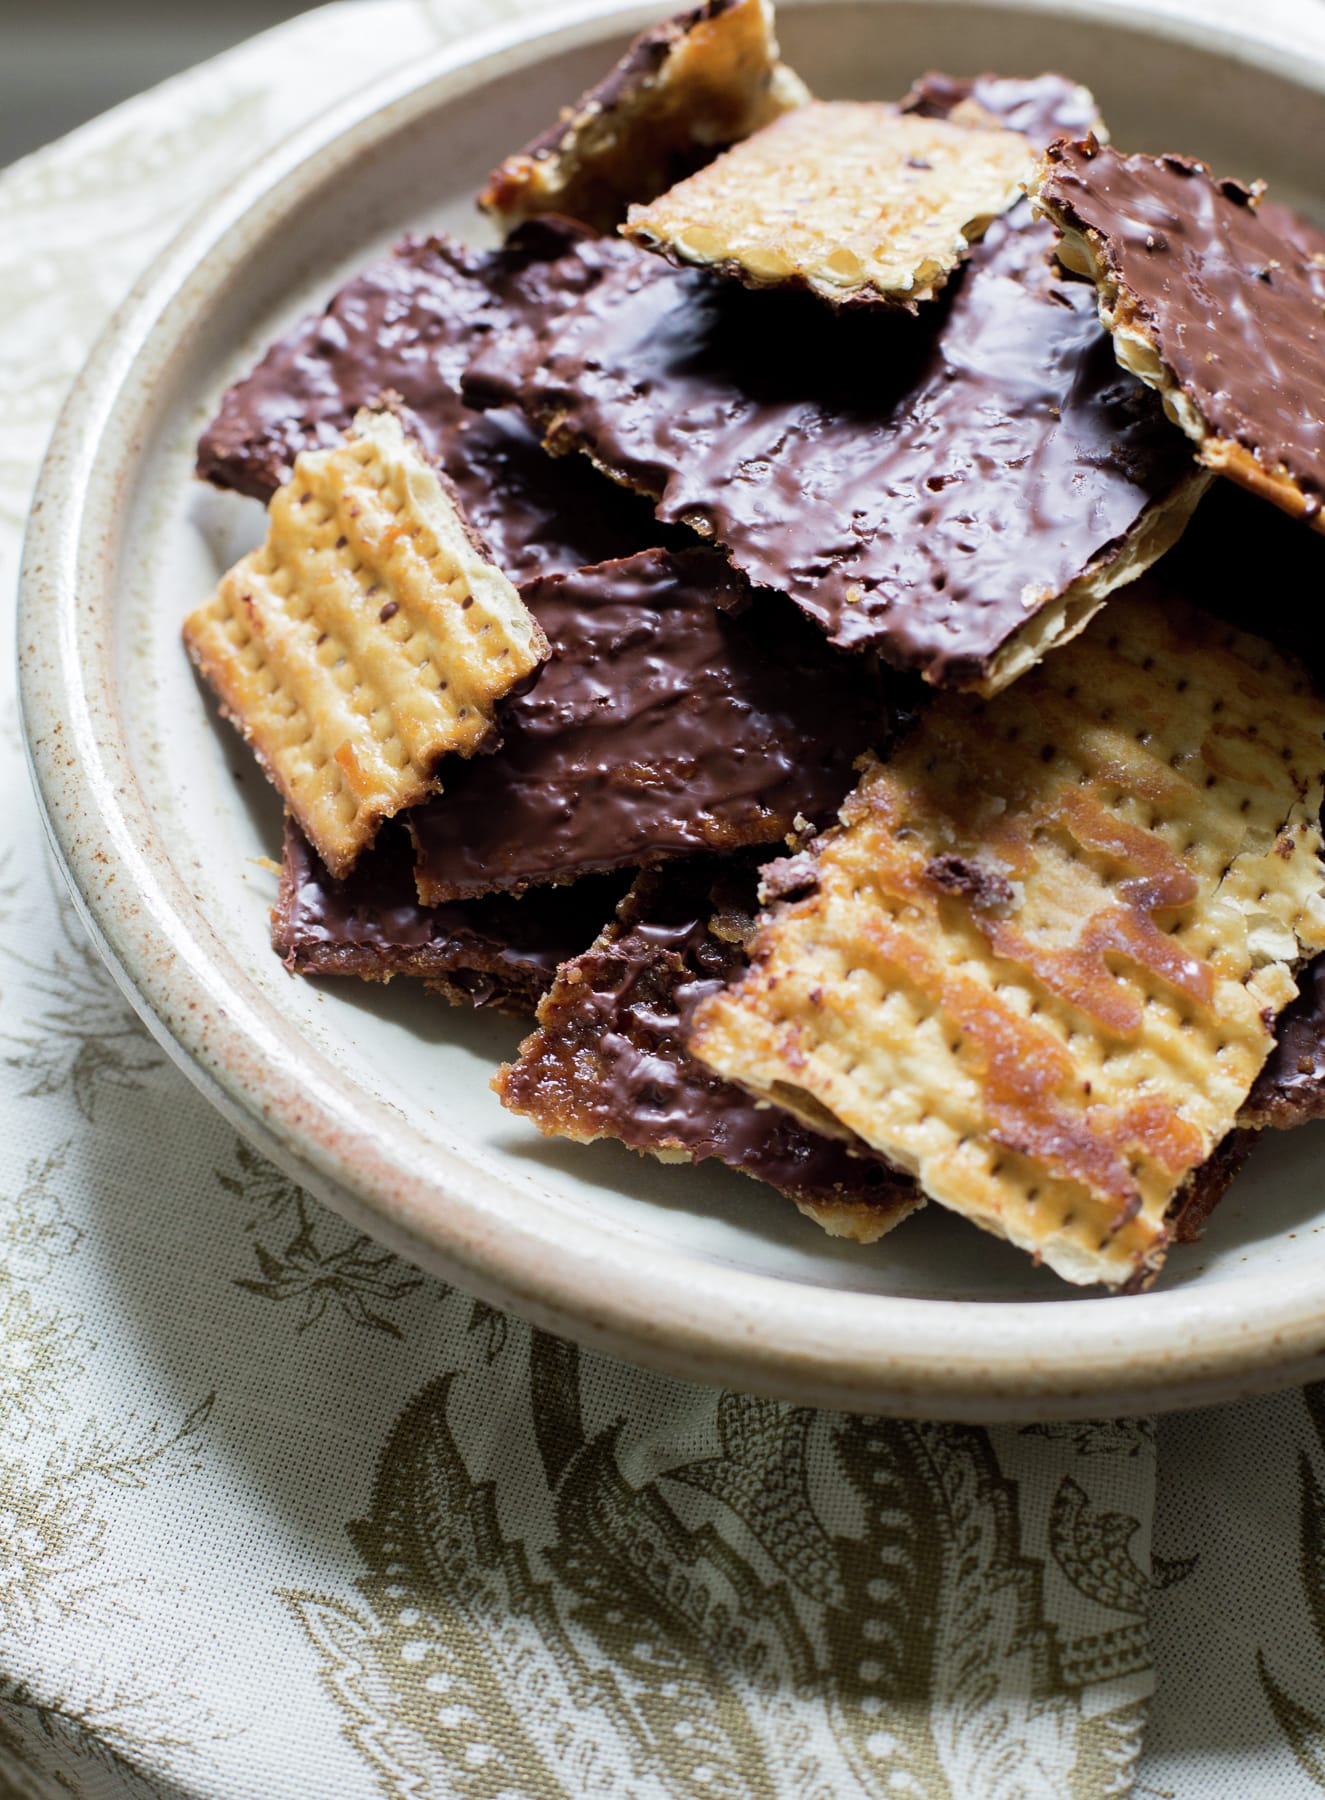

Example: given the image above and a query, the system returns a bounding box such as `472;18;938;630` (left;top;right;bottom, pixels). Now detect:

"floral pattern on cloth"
0;4;1317;1798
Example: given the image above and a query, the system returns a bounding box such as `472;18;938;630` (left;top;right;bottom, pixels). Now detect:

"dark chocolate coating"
1168;1128;1263;1244
901;70;1103;147
411;547;894;901
486;0;750;233
273;818;624;1013
497;855;917;1212
1244;957;1325;1130
445;406;670;583
195;223;657;580
490;215;1193;682
196;219;666;576
1037;140;1325;517
199;223;591;496
1257;196;1325;307
1114;1125;1263;1288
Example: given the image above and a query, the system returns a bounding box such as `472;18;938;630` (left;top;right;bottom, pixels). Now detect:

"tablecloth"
0;5;1322;1795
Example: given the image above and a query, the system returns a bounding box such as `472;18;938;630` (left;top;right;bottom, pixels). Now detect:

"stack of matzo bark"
186;0;1325;1289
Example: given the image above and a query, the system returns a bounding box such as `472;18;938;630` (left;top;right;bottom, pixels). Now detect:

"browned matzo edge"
624;102;1035;308
480;0;809;233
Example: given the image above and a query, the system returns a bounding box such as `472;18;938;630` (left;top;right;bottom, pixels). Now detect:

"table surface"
2;5;1324;1797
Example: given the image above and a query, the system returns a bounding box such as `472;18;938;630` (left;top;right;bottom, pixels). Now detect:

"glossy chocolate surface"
273;819;623;1012
444;406;668;582
901;70;1103;147
491;216;1192;682
196;224;657;581
1038;140;1325;517
199;223;590;495
497;855;917;1210
411;547;893;901
1257;195;1325;307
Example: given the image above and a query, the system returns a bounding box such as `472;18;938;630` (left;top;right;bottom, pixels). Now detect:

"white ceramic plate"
20;0;1325;1420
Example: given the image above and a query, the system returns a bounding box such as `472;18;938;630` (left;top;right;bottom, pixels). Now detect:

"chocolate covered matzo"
409;547;893;901
1032;140;1325;533
480;0;808;234
900;70;1105;147
496;857;920;1232
624;102;1035;307
183;409;546;878
487;227;1204;691
690;591;1325;1288
272;818;625;1014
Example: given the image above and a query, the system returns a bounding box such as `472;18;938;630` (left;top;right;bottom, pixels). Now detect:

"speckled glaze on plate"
19;0;1325;1420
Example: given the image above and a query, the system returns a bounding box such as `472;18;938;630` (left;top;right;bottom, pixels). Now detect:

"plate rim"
18;0;1325;1421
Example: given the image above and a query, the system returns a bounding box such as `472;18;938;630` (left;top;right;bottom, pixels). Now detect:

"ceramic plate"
20;0;1325;1419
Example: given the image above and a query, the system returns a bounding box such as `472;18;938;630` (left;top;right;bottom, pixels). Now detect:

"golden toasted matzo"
690;592;1325;1287
624;102;1036;305
183;409;546;878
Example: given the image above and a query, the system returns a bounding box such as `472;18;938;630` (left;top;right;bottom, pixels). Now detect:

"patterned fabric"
0;5;1315;1796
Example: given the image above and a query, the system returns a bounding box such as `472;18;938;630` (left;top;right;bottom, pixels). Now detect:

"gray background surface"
0;0;320;166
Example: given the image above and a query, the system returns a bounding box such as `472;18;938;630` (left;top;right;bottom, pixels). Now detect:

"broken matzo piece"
183;409;547;879
1031;139;1325;534
272;817;628;1014
495;856;921;1235
480;0;809;235
624;102;1035;307
900;70;1105;149
689;590;1325;1288
487;227;1205;690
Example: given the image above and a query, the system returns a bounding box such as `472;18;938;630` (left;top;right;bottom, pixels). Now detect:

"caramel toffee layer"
901;70;1103;148
485;215;1194;683
273;819;624;1012
411;547;892;903
1037;140;1325;518
521;0;748;158
497;855;917;1214
196;223;657;582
